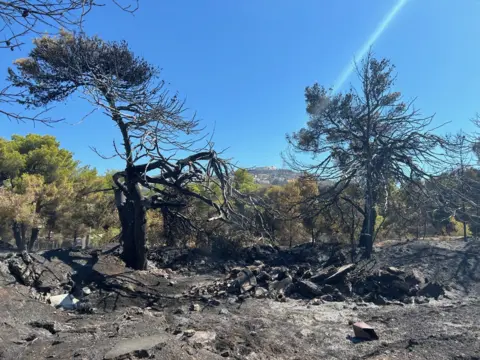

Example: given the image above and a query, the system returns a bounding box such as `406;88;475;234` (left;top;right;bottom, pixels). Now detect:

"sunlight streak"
332;0;409;94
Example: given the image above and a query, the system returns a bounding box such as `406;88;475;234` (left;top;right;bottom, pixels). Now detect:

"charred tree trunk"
12;222;25;251
161;206;176;247
28;228;40;252
350;203;356;262
116;183;148;270
359;204;376;258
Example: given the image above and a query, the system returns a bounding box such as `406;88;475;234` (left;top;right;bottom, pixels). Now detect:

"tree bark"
12;222;25;251
359;204;376;258
117;185;148;270
28;228;40;252
161;206;176;247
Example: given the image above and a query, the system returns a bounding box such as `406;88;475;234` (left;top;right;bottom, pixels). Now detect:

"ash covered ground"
0;239;479;359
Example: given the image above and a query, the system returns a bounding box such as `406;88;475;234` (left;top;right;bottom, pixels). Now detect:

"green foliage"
233;169;258;193
0;134;117;249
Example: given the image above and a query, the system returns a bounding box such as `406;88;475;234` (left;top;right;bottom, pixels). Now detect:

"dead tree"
8;32;265;269
285;51;446;258
0;1;138;124
0;0;137;50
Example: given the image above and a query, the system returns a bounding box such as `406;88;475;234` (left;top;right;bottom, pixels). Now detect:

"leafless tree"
0;0;137;50
0;0;138;124
7;32;266;269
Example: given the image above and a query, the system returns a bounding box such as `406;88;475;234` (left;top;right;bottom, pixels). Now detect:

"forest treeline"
1;133;480;253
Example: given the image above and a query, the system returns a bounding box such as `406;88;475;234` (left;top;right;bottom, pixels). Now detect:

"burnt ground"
0;239;479;360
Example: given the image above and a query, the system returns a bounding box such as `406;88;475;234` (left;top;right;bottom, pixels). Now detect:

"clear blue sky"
1;0;480;174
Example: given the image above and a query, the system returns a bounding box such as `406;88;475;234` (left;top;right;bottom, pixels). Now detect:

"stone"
386;266;404;275
320;294;334;302
49;294;79;310
414;296;429;304
186;331;216;346
8;256;35;286
405;269;425;286
221;350;230;357
183;329;196;337
190;303;201;312
311;298;322;306
268;275;292;293
255;271;271;283
294;280;323;299
82;287;91;296
0;261;15;285
254;287;269;299
253;260;264;267
374;295;388;305
174;308;185;315
418;282;444;299
209;299;221;306
218;308;229;315
230;269;257;294
104;334;169;359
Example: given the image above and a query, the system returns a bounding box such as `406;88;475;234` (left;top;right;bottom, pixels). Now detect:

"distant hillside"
247;166;299;185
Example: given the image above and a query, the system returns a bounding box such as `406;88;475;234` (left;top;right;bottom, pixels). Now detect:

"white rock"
186;331;216;345
82;287;92;295
104;334;169;359
49;294;79;310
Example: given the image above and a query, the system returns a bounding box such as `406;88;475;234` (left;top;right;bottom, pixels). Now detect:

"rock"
168;281;176;286
268;275;292;293
414;296;429;304
374;295;388;305
386;266;404;275
255;271;271;283
104;334;169;359
271;267;290;281
294;280;323;298
218;308;229;315
310;266;337;284
254;287;269;298
186;331;216;346
183;329;196;337
253;260;264;267
333;289;346;301
190;303;201;312
76;301;96;314
174;308;185;315
221;350;230;357
418;282;444;299
311;298;322;306
229;269;257;294
0;261;15;286
320;294;334;302
405;269;425;286
82;287;91;296
8;256;35;286
49;294;79;310
324;264;355;284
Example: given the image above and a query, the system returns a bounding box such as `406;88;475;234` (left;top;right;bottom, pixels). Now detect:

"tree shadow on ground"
42;248;187;312
378;241;480;293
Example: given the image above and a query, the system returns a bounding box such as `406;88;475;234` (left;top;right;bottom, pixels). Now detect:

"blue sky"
1;0;480;174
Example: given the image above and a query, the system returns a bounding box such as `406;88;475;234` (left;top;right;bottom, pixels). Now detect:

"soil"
0;239;479;360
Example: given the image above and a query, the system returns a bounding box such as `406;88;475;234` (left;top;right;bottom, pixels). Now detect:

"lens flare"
332;0;409;94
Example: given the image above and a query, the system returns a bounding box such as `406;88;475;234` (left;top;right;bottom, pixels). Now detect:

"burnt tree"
8;32;262;269
286;51;445;257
